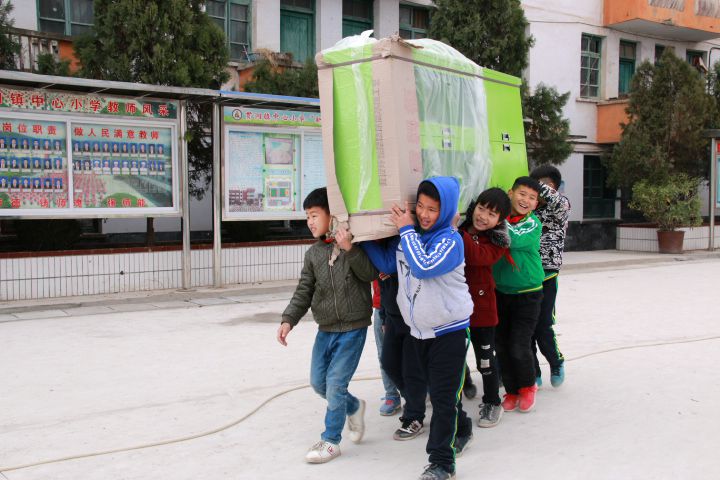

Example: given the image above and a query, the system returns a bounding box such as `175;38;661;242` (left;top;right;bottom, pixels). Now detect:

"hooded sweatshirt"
362;176;473;340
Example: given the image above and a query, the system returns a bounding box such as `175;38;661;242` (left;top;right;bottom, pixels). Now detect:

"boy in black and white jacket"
530;165;571;388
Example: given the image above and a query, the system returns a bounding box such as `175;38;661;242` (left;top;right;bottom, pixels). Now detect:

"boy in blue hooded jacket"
363;176;473;480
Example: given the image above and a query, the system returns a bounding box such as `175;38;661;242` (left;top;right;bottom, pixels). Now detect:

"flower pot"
657;230;684;254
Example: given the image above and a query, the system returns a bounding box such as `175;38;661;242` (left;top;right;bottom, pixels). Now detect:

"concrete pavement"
1;250;719;479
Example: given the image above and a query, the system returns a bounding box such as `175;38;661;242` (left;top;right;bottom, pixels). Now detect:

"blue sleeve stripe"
401;231;458;272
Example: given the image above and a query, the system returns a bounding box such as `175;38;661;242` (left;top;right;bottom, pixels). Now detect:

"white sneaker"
305;441;341;464
347;399;366;443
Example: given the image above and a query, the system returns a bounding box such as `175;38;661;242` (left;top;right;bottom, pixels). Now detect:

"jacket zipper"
329;250;341;325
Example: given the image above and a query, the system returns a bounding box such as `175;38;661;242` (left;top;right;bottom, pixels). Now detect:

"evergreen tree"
429;0;533;77
429;0;571;166
607;50;715;188
244;57;319;98
522;84;573;166
74;0;230;200
75;0;228;87
0;0;20;70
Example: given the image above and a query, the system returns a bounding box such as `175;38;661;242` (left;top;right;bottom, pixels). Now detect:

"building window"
583;155;615;219
399;4;430;39
206;0;251;61
280;0;315;63
654;44;675;64
618;41;636;96
580;34;601;98
38;0;94;36
687;50;708;73
343;0;373;37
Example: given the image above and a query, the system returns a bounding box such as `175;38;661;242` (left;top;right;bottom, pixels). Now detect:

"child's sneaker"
518;385;538;413
551;364;565;388
347;399;366;443
393;418;424;440
454;431;473;457
501;393;519;412
305;441;341;464
379;396;402;416
419;464;456;480
477;403;503;428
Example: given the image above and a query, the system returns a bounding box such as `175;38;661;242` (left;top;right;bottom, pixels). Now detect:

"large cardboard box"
316;34;527;241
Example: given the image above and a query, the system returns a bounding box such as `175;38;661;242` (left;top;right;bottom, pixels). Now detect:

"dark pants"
495;291;543;395
412;328;472;470
469;326;501;405
381;311;427;422
533;272;565;376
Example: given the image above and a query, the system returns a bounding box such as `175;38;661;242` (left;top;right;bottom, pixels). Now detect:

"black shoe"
419;464;456;480
463;381;477;400
454;431;473;457
393;418;424;440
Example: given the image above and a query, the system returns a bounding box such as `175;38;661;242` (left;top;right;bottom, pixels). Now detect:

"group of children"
276;166;570;480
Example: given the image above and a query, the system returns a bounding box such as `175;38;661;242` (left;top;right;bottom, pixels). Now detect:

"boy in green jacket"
276;187;378;464
492;177;545;413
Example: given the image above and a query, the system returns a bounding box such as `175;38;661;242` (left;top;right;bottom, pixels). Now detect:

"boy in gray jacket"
277;187;378;464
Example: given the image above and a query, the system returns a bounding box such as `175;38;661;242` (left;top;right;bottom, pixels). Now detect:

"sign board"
222;106;325;221
0;86;180;217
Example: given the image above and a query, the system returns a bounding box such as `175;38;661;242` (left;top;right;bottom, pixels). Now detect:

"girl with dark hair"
459;187;512;428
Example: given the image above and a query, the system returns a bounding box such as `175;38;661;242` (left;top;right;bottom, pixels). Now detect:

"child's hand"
335;227;353;251
390;202;414;229
277;322;292;346
379;272;391;280
452;212;461;228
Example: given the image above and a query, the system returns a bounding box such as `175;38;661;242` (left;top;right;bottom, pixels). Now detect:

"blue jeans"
373;309;400;399
310;327;367;444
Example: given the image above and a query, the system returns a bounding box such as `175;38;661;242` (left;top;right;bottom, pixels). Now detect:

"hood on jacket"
418;176;460;236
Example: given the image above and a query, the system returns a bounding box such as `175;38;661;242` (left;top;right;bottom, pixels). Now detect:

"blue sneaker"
379;396;402;416
536;375;543;387
550;365;565;388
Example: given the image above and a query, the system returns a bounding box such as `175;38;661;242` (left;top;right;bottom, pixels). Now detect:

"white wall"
9;0;38;31
316;0;343;51
254;0;281;52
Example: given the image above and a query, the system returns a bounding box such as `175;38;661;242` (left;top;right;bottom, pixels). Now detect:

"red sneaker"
501;393;519;412
518;385;538;413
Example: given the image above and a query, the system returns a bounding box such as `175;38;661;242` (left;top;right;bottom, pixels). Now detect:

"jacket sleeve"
344;246;379;283
539;182;571;225
462;230;506;267
360;237;399;275
508;217;542;252
399;225;463;279
281;253;315;326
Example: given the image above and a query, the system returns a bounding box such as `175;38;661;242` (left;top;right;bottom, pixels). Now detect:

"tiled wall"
617;226;720;252
0;244;311;301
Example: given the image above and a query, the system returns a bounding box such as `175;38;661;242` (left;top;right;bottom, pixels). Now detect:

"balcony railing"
7;27;75;73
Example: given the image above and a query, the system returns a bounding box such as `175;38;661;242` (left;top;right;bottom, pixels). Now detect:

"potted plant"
629;173;702;253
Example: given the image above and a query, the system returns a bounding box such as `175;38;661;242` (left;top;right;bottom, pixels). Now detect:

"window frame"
583;155;615;219
280;0;316;63
580;33;602;99
342;0;374;38
399;3;430;40
206;0;252;62
37;0;94;37
618;40;636;96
